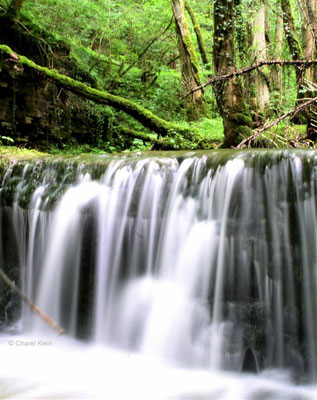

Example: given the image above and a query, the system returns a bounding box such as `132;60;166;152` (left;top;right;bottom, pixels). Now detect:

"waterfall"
0;150;316;399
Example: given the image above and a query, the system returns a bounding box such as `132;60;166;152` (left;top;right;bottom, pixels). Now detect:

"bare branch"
236;97;317;149
183;59;317;99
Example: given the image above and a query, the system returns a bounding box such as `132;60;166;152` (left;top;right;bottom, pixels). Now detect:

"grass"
48;144;109;156
190;117;224;141
0;121;312;159
0;146;48;160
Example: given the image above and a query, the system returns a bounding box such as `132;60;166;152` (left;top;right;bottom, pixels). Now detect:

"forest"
0;0;316;153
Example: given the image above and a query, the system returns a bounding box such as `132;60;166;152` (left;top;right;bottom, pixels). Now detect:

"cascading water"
0;150;316;399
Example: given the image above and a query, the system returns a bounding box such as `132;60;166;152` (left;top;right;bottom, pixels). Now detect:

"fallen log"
0;44;189;139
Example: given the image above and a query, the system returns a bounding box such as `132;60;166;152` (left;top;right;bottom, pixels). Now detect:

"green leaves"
0;136;14;144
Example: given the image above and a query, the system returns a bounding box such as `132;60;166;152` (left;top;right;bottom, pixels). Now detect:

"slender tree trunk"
265;4;271;42
281;0;307;122
304;0;317;44
185;1;210;66
252;1;270;112
302;1;314;59
235;0;249;64
281;0;303;78
271;2;284;93
6;0;26;21
281;0;316;134
213;0;253;147
171;0;205;120
302;0;316;80
235;0;254;109
302;0;317;139
312;0;317;83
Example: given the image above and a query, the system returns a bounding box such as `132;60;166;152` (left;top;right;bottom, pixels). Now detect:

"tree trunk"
185;1;210;66
171;0;205;120
6;0;26;21
281;0;316;134
213;0;253;147
235;0;251;64
281;0;303;81
302;0;317;80
281;0;307;123
304;0;317;45
271;2;284;93
303;0;317;139
252;1;270;112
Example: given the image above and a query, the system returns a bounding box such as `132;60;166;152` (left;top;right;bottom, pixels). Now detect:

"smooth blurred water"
0;333;315;400
0;150;316;399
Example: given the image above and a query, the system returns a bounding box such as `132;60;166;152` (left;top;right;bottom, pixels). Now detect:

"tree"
281;0;316;133
171;0;205;120
271;2;284;95
213;0;253;147
1;0;316;149
301;0;316;80
281;0;304;86
281;0;306;120
302;0;317;139
252;0;270;112
185;1;210;66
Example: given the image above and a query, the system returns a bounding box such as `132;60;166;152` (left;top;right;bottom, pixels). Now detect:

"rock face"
0;58;58;147
0;207;20;329
0;20;109;149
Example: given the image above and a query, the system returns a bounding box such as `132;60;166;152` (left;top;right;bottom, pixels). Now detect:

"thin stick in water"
0;267;64;335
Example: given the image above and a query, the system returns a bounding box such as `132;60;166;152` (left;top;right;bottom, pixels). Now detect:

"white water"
0;150;317;399
0;334;315;400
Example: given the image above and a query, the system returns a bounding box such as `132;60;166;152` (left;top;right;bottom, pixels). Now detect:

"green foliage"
0;145;47;159
127;139;152;153
11;0;193;137
49;144;113;155
145;67;186;120
0;136;14;145
190;117;224;141
0;0;313;151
